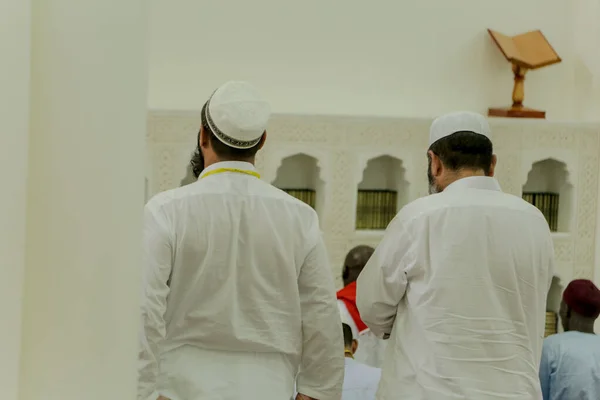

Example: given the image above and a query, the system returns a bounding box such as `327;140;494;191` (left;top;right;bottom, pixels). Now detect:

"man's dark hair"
342;245;375;286
342;323;354;348
428;131;493;175
201;102;262;160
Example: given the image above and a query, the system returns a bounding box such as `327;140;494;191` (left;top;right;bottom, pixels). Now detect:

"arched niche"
356;155;408;230
272;154;324;212
522;158;573;233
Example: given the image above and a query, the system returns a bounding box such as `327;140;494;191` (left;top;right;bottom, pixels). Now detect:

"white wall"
0;1;30;397
148;0;588;119
573;0;600;89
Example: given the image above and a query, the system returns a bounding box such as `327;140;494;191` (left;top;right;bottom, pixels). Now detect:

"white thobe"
338;301;387;368
357;176;554;400
139;161;344;400
342;357;381;400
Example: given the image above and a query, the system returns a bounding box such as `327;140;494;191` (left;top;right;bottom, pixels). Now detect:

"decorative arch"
271;151;326;216
267;147;330;186
518;150;576;192
354;150;416;186
521;156;575;233
355;154;409;230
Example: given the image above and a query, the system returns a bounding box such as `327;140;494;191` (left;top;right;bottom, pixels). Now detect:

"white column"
595;130;600;334
18;1;147;399
0;1;31;399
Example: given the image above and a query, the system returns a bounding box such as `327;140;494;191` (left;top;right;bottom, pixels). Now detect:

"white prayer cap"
204;81;271;149
429;111;492;147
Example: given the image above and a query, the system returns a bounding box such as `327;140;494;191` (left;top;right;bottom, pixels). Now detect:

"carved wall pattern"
147;112;600;286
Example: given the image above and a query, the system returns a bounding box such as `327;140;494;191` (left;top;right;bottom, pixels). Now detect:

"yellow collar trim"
200;167;260;180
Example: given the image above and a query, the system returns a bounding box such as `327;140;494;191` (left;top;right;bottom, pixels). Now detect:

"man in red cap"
539;279;600;400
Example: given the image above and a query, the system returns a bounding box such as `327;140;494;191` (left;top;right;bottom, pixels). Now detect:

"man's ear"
428;150;442;177
352;339;358;354
258;131;267;150
488;154;497;177
199;126;210;148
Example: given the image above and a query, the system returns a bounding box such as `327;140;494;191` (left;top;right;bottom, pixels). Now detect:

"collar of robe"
444;176;502;192
200;167;260;180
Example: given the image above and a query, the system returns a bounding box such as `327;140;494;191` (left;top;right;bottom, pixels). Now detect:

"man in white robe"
357;111;555;399
337;246;386;368
138;81;344;400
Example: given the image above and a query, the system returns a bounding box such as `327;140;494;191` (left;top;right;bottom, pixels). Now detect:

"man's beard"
427;161;441;194
190;144;205;178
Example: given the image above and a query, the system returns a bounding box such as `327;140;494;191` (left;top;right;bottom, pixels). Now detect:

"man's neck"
204;157;255;170
440;169;486;191
568;320;596;334
344;349;354;358
449;169;485;182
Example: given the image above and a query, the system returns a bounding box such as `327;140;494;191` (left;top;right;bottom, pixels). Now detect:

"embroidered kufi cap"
204;81;271;149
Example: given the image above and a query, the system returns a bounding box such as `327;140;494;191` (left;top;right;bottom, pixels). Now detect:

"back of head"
342;323;354;349
561;279;600;332
191;81;271;177
428;111;494;175
342;245;375;286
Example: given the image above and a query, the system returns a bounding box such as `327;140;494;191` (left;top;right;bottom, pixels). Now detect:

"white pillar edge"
18;1;148;398
0;0;31;398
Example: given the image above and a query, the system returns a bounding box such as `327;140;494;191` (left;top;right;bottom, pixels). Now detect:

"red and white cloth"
337;282;387;368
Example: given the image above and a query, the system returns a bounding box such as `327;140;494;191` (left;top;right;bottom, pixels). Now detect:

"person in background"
540;279;600;400
357;111;555;399
337;245;386;368
341;323;381;400
138;81;344;400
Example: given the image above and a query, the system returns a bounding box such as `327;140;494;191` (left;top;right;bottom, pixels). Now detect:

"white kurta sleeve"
296;233;345;400
138;203;172;400
356;220;412;339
